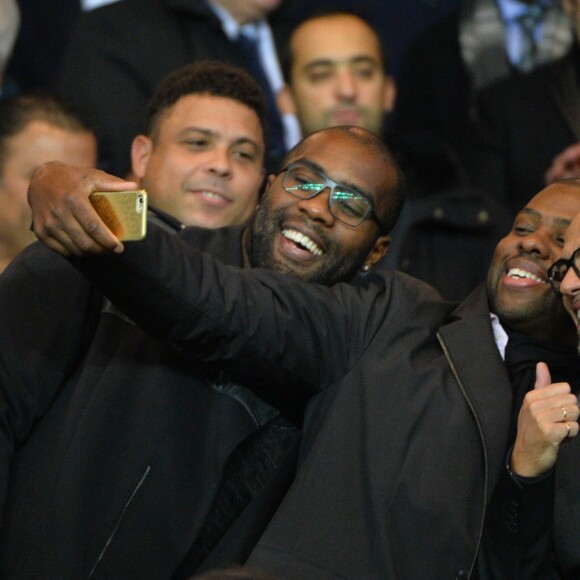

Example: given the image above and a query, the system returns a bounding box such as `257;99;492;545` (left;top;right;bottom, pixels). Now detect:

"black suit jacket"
5;0;81;92
472;48;580;216
393;11;475;165
0;225;296;579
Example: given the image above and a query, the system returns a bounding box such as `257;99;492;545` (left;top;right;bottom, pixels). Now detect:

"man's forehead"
287;131;362;169
161;94;263;141
286;133;388;202
526;183;580;222
166;94;257;120
291;16;383;64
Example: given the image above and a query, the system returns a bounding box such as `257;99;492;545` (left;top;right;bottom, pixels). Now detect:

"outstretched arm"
27;163;442;410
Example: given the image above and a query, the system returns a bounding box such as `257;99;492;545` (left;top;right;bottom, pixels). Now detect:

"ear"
277;85;296;115
130;135;153;180
255;173;278;211
382;76;397;114
361;235;390;272
263;173;277;193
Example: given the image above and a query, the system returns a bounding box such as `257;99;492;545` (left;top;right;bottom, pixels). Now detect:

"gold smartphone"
90;190;147;241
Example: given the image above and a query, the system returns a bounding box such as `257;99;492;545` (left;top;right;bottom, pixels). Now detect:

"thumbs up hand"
511;363;579;477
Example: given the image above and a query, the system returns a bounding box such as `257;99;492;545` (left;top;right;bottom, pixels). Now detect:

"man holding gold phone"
0;120;404;577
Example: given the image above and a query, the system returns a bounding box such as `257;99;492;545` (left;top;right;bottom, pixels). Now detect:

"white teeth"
201;191;224;200
507;267;546;284
282;229;324;256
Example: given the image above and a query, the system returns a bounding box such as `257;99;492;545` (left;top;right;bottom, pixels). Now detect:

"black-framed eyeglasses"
281;161;382;230
548;247;580;293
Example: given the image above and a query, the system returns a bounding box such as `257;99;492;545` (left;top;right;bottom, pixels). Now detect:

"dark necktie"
517;5;544;73
236;33;286;169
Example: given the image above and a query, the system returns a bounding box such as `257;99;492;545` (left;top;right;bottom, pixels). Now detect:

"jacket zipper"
437;332;487;580
88;465;151;579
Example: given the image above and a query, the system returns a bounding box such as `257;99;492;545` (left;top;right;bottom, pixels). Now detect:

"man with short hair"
130;61;267;228
0;93;97;273
278;10;396;138
0;126;400;578
29;158;580;576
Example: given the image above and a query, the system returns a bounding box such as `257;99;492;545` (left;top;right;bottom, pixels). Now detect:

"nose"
296;186;335;226
334;67;357;101
204;146;232;178
519;229;550;259
560;265;580;296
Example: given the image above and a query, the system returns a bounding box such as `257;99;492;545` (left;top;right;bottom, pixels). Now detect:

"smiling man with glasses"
246;126;400;285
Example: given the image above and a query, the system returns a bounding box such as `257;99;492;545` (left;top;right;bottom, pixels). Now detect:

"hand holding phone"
89;190;147;241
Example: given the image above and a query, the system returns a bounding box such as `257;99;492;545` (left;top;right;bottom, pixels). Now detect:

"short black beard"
248;195;372;286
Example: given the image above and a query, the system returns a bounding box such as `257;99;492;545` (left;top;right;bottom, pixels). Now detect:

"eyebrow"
303;55;379;72
176;126;262;151
519;207;571;228
292;157;376;204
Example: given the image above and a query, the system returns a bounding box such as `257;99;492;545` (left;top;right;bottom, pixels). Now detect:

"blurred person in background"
0;94;97;273
0;0;19;97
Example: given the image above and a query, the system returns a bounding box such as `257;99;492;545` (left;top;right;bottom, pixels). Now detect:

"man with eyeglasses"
0;126;402;578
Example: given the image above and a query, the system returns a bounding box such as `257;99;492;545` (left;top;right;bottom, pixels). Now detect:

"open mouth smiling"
281;228;324;256
506;267;547;284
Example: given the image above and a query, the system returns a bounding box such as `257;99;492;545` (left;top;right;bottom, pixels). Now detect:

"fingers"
524;388;576;415
42;202;124;256
544;142;580;183
28;161;136;256
562;421;579;440
512;386;579;476
534;362;551;389
32;188;122;255
523;388;579;441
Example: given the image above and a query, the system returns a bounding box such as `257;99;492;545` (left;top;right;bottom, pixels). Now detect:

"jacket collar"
438;284;513;493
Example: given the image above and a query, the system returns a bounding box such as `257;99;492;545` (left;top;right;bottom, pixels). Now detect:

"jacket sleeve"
476;451;559;579
0;243;100;523
69;223;409;410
